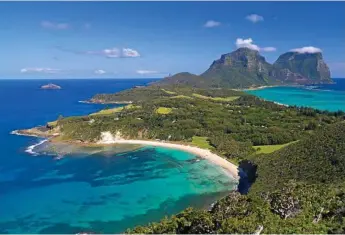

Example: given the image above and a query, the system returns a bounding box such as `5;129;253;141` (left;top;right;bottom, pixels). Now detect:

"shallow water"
246;79;345;112
0;79;236;233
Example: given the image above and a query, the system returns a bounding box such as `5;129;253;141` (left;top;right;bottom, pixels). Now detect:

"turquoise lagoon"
0;79;236;234
246;79;345;112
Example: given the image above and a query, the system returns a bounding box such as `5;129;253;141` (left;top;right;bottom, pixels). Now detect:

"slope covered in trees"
127;122;345;234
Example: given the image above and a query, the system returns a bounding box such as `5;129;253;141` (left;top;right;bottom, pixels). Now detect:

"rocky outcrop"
201;48;280;88
273;52;332;84
156;48;332;88
40;83;61;89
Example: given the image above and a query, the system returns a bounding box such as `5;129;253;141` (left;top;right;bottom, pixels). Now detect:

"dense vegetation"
90;85;245;103
48;84;345;234
127;122;345;234
24;44;339;234
56;86;344;165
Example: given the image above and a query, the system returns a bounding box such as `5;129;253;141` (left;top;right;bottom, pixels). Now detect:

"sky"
0;1;345;79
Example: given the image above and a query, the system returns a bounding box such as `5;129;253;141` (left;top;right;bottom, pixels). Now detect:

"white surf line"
25;139;49;155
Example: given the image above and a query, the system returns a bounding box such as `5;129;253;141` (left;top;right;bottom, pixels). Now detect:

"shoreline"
241;85;279;91
97;139;240;181
11;129;240;181
79;100;133;105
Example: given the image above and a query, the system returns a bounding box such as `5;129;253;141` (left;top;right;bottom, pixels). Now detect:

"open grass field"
156;107;172;114
171;95;193;99
90;104;140;116
161;89;177;95
192;93;239;102
47;120;58;127
191;136;214;150
253;141;299;154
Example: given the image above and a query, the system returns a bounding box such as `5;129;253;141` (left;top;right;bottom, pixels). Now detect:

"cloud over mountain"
235;38;276;52
290;46;322;54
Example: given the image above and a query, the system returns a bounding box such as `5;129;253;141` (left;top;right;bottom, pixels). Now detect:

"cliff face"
273;52;332;84
201;48;280;88
155;48;332;89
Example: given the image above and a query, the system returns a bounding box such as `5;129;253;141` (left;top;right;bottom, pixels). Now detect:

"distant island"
40;83;61;90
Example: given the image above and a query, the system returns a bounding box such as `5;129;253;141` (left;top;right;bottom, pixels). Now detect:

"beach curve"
97;135;240;181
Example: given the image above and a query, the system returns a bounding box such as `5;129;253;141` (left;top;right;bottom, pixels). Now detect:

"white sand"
97;132;239;180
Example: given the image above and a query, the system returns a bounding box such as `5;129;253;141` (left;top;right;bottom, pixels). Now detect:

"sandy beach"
96;132;240;180
12;128;240;180
112;140;239;180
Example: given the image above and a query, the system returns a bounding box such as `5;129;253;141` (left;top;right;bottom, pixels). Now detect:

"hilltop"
155;48;332;89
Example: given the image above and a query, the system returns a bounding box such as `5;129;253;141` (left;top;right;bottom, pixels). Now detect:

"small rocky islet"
40;83;61;90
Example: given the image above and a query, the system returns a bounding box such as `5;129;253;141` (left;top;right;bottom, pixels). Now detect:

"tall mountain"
273;51;332;84
156;48;332;89
201;48;281;88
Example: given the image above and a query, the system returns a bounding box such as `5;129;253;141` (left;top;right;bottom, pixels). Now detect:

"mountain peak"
234;47;260;53
274;51;331;82
209;47;267;69
155;47;332;89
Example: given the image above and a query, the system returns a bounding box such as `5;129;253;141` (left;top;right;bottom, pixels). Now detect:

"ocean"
1;78;344;234
246;78;345;112
0;79;236;234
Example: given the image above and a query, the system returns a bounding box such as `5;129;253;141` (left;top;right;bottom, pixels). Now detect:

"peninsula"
13;48;345;234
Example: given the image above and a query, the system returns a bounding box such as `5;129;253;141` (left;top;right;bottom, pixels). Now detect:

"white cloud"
246;14;264;23
85;48;140;58
41;21;69;30
235;38;276;52
236;38;260;51
20;67;60;74
204;20;221;28
290;46;322;54
94;69;106;75
136;70;159;75
122;48;140;57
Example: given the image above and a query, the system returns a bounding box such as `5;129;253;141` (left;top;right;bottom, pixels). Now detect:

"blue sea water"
246;78;345;112
0;79;236;234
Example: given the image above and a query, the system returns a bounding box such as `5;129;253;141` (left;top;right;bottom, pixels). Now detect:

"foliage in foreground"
127;123;345;234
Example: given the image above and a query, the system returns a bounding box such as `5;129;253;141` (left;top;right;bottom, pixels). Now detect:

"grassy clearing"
253;141;299;154
90;104;140;116
156;107;172;114
171;95;193;99
161;89;177;95
47;120;58;127
191;136;214;150
192;93;239;102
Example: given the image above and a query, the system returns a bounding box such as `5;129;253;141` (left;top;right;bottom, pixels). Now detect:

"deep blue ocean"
0;79;236;234
1;78;345;234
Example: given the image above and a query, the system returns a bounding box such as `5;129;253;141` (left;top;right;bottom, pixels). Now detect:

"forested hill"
127;122;345;234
